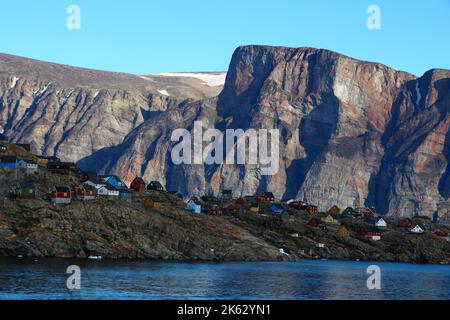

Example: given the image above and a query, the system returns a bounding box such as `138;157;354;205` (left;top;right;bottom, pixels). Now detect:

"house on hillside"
18;159;38;174
147;181;165;192
144;196;163;208
0;156;18;169
16;143;31;152
101;175;127;189
222;189;232;201
373;217;387;228
342;207;356;218
410;225;425;234
322;214;339;224
358;227;381;241
97;185;120;198
328;205;341;215
47;161;74;175
306;218;324;229
303;205;318;214
288;201;305;209
205;205;223;216
235;197;245;205
119;189;133;202
51;186;72;204
76;184;97;201
269;204;283;214
258;192;275;202
186;199;202;213
337;225;350;237
130;177;146;192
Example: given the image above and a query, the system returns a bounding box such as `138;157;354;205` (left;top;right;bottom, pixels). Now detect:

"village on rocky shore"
0;139;449;264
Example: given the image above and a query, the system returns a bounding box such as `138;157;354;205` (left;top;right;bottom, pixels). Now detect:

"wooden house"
322;214;339;224
269;204;283;214
410;225;425;234
249;205;260;213
201;195;219;204
434;229;448;238
342;207;356;218
51;186;72;204
224;203;237;213
47;161;75;175
222;189;232;201
358;227;381;241
147;181;165;192
280;212;291;221
119;189;133;202
235;197;245;205
0;156;18;169
97;185;120;198
399;218;413;228
101;175;127;189
303;205;318;214
18;159;38;174
244;195;257;203
373;217;387;228
130;177;146;192
186;199;202;213
16;143;31;152
288;201;305;209
76;184;97;201
0;144;6;153
257;192;275;202
328;205;341;215
306;218;325;229
337;225;350;237
144;196;163;208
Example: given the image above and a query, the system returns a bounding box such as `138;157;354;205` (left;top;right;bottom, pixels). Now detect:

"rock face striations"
0;47;449;218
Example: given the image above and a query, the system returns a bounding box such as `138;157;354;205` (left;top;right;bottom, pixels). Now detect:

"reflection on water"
0;258;449;300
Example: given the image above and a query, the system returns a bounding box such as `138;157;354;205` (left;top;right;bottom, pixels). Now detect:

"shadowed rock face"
1;47;449;219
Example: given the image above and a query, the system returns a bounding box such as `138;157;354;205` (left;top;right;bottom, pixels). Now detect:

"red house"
51;186;72;204
205;206;223;216
306;218;320;228
359;227;381;240
130;177;146;192
302;205;318;214
399;218;413;228
235;197;245;205
288;201;305;209
256;192;275;202
76;184;97;201
434;230;448;237
224;203;236;213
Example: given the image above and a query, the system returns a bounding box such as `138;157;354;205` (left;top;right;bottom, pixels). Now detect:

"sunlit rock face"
1;47;449;219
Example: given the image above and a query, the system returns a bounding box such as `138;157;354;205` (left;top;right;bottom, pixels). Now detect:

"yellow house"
144;196;162;208
328;205;341;215
322;214;339;224
250;206;259;213
337;225;350;237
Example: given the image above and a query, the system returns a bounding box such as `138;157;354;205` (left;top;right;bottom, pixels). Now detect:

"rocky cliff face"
1;47;448;218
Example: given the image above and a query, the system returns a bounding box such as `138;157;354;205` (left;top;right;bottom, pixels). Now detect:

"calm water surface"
0;258;449;300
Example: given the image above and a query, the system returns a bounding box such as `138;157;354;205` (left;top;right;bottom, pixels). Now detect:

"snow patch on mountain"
157;72;226;87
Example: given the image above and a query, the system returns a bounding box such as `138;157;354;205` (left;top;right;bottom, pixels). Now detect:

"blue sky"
0;0;448;75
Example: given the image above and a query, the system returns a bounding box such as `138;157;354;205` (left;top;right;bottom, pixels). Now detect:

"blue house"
0;156;18;168
118;189;133;202
269;204;283;214
101;175;127;189
186;199;202;214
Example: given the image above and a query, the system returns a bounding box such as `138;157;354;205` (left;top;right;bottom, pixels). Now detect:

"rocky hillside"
1;47;449;218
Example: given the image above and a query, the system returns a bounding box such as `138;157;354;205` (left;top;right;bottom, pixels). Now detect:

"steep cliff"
1;47;449;218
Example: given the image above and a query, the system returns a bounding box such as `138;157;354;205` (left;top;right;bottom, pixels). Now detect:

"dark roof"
80;184;96;191
147;181;164;189
360;226;381;233
54;186;71;193
223;189;232;194
0;133;8;141
19;182;35;189
102;185;119;191
263;192;275;197
0;156;17;163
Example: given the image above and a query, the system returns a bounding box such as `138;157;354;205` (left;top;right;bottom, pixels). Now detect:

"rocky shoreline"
1;194;449;264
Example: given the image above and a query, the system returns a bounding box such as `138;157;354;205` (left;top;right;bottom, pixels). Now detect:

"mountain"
0;47;448;219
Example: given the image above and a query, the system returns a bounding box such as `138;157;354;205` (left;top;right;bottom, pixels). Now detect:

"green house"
11;183;36;199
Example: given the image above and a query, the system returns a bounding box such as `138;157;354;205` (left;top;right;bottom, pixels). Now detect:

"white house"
374;217;387;228
84;179;106;190
18;159;38;174
97;185;120;198
186;199;202;214
410;225;425;234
